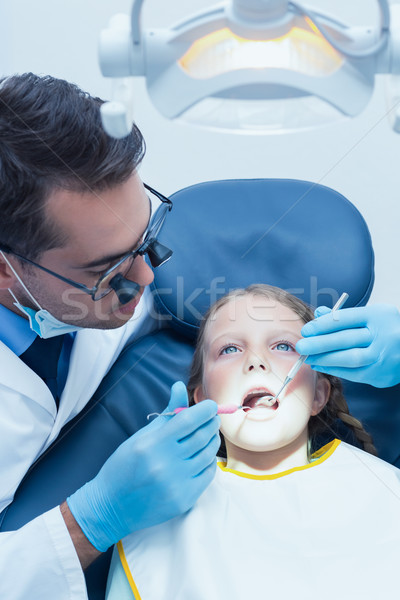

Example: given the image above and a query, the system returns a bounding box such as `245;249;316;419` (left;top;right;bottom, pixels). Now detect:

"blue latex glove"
295;304;400;388
67;381;220;551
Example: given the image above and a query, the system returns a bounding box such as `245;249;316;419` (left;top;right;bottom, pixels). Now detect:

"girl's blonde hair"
187;284;377;457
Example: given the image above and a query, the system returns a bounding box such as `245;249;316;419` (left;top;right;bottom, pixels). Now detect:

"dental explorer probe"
147;405;244;419
269;292;349;403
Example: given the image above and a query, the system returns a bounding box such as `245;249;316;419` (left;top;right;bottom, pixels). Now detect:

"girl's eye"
274;342;295;352
220;345;240;355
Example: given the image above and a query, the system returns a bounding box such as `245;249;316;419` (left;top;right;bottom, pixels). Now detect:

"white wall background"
1;0;399;306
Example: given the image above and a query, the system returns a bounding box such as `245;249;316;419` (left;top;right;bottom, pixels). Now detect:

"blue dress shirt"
0;303;74;399
0;303;36;355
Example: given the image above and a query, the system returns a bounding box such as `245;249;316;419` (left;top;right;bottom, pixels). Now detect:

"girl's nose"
245;354;270;373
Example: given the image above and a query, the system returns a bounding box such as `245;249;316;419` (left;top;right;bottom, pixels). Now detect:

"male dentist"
0;73;220;599
0;73;399;599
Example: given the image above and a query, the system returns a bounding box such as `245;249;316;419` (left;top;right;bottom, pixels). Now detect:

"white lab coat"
0;288;158;600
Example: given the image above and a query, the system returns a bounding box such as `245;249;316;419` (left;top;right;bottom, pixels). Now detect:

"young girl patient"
106;284;400;600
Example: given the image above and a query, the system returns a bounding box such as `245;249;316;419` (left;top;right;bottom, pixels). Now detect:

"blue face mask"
2;251;83;339
11;298;83;339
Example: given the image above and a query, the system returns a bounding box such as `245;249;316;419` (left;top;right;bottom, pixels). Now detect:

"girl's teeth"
256;396;276;407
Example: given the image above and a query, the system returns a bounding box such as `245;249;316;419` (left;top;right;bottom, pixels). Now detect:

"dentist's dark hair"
187;284;377;458
0;72;145;261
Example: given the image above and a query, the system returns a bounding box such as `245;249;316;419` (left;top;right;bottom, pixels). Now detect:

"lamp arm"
290;0;390;59
131;0;145;45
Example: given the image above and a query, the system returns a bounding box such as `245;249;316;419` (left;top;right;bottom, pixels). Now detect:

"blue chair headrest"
152;179;374;339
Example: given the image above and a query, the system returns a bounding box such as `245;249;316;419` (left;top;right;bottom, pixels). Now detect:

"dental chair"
2;178;400;599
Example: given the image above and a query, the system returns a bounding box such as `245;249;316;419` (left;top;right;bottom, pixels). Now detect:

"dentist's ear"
311;376;331;416
193;386;206;405
0;252;17;289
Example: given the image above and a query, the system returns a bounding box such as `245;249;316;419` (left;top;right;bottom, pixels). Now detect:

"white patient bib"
114;440;400;600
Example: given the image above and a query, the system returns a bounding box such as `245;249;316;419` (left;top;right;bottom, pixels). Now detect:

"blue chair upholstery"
2;179;400;600
152;178;374;336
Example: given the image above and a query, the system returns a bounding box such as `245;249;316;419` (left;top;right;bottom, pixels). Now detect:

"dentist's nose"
127;255;154;287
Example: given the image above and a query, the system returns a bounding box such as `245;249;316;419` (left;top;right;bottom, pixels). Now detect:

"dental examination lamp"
98;0;400;136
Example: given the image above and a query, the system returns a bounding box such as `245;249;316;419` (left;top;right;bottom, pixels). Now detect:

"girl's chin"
225;436;284;454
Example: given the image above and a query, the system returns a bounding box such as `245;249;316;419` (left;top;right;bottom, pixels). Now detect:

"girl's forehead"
205;294;304;340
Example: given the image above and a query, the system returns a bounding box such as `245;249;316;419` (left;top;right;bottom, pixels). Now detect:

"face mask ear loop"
0;251;43;311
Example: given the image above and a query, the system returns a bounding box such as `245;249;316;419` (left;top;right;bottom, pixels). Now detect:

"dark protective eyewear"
0;184;173;303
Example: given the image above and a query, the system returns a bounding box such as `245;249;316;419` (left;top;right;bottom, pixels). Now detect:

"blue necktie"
19;334;65;408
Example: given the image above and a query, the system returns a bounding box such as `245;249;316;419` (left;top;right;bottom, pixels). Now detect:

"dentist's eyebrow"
77;249;136;270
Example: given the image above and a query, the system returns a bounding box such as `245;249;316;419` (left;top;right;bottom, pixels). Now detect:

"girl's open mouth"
242;390;280;412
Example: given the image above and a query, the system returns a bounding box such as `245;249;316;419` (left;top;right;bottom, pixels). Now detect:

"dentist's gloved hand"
296;304;400;388
67;381;220;552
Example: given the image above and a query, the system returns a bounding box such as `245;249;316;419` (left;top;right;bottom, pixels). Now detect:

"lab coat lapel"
0;330;125;505
0;341;57;417
0;326;129;452
47;327;125;446
0;342;57;510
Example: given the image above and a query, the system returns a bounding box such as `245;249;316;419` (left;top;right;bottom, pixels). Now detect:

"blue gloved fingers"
306;344;378;370
176;414;221;460
169;399;219;442
195;455;218;481
67;394;220;551
192;434;221;467
177;434;220;489
179;424;221;461
167;380;189;411
301;306;369;337
296;327;372;357
309;364;389;387
182;459;218;507
313;305;331;318
300;303;400;388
